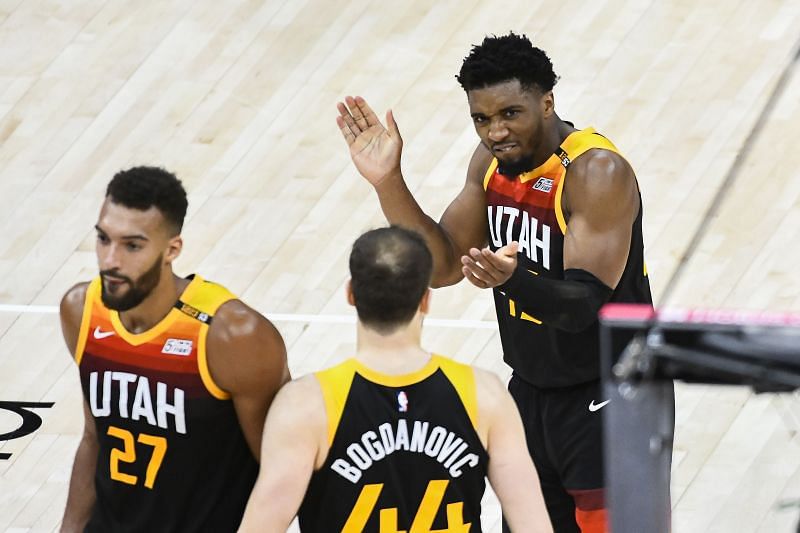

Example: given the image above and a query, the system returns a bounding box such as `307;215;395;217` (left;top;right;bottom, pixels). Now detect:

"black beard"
496;155;537;178
100;255;163;312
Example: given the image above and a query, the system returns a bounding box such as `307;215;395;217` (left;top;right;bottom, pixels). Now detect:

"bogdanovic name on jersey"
487;206;551;270
331;419;481;484
88;370;187;434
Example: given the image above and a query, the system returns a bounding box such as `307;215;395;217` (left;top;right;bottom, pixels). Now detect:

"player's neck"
355;319;431;375
532;115;576;167
118;271;188;334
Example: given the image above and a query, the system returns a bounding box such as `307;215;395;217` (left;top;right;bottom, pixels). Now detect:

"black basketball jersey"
75;275;258;532
298;355;488;532
483;128;652;388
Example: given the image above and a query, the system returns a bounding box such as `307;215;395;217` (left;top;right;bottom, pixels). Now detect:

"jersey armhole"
436;356;479;431
555;129;626;236
75;279;100;366
197;323;231;400
192;277;238;401
316;361;357;447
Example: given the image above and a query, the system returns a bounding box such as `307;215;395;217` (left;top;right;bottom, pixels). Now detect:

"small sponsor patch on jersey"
532;177;554;193
162;338;193;356
557;149;571;168
397;391;409;412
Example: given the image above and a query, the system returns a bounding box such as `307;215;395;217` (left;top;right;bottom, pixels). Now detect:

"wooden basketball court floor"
0;0;799;531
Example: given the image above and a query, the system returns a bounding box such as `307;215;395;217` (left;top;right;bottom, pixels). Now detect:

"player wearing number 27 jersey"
238;227;552;532
59;168;289;532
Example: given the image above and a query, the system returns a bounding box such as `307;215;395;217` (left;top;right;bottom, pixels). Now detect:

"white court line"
0;304;498;330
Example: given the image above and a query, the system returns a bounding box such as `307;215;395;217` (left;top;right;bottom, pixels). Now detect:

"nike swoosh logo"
93;326;115;340
588;399;610;412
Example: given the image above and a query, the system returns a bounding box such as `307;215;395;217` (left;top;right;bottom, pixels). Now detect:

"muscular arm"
338;96;490;286
238;377;327;532
61;402;99;533
374;143;491;286
59;283;98;533
462;149;639;331
474;370;552;533
561;149;638;287
207;300;290;461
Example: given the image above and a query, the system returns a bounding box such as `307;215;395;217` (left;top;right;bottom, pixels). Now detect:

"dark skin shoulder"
59;281;96;533
60;282;89;358
205;299;290;461
561;148;640;288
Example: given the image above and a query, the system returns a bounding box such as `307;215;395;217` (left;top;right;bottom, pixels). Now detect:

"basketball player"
59;167;290;532
336;33;659;532
238;226;552;532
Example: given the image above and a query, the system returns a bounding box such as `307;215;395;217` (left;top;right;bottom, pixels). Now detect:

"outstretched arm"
337;96;489;286
461;150;639;331
238;377;327;532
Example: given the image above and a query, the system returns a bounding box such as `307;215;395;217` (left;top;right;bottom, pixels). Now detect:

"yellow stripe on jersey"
317;355;481;443
182;275;237;316
316;361;359;446
554;172;568;234
436;356;479;431
554;128;626;235
75;278;101;366
350;356;440;388
482;158;498;191
188;275;238;400
197;322;230;400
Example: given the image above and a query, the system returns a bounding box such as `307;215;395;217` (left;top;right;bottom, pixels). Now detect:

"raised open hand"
336;96;403;187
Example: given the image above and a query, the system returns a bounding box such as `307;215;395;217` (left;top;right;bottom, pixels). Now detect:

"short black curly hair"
106;166;188;234
456;32;558;93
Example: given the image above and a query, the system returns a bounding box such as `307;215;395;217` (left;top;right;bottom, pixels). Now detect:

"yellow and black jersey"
484;127;652;388
298;355;488;532
75;274;257;532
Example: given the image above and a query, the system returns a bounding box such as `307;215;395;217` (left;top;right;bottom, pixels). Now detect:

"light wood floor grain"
1;1;799;531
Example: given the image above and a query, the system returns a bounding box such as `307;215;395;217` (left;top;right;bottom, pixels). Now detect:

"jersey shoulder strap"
174;274;237;325
74;277;102;365
433;355;478;430
558;127;623;169
315;359;359;446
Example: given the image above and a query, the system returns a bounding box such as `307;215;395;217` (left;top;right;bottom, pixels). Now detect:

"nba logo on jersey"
397;391;408;412
162;338;193;356
532;177;553;193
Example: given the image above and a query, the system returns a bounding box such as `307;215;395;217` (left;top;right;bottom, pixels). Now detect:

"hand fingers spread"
355;96;381;129
345;96;370;132
337;101;362;135
336;116;356;145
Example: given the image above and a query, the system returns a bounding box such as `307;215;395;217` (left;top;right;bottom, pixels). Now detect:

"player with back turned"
238;226;552;532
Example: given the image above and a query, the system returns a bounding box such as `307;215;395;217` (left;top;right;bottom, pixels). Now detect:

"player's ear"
541;90;554;118
346;279;356;307
165;235;182;265
418;288;431;314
